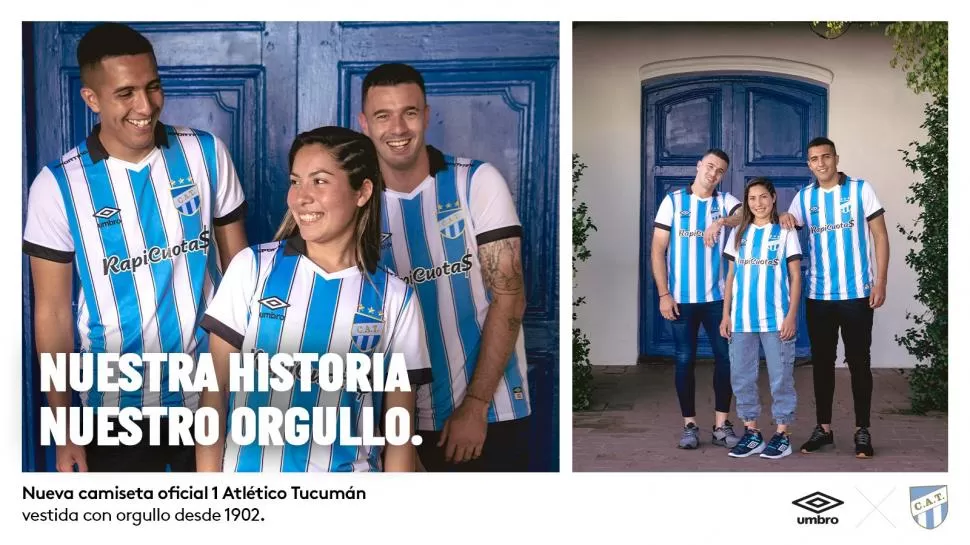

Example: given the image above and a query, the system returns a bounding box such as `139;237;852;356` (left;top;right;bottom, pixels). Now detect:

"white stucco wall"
573;22;931;368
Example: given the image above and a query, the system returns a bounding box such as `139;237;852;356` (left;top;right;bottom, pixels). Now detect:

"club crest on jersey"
437;200;465;239
839;197;853;219
381;232;392;250
351;305;385;355
170;176;201;216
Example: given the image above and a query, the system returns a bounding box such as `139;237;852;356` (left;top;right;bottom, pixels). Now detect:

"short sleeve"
199;246;257;349
861;180;885;221
723;227;739;261
654;194;673;230
724;192;742;216
787;190;805;226
468;162;522;246
386;285;432;389
784;228;802;262
213;136;247;226
23;167;74;263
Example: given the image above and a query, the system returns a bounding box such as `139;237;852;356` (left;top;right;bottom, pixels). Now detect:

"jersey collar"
86;122;171;164
687;185;719;197
813;171;848;188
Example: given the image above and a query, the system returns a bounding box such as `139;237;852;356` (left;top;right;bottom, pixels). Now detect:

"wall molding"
639;56;834;86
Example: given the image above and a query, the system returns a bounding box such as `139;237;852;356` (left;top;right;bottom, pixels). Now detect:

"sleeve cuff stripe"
407;367;433;386
476;225;522;246
654;222;671;231
787;254;803;263
867;208;886;222
23;241;74;263
199;315;245;350
214;201;248;226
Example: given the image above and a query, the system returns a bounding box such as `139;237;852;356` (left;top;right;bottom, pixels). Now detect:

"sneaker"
854;427;875;458
678;423;700;449
728;428;765;458
760;432;792;459
712;421;740;448
799;425;834;453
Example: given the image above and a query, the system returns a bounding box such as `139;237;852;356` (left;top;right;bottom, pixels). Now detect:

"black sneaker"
854;427;874;458
799;425;834;453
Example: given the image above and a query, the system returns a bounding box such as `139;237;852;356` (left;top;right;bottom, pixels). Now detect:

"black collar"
282;232;308;256
86;122;170;164
814;172;848;188
427;144;446;175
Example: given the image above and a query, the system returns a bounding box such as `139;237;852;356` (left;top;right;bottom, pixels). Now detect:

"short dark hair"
77;23;156;85
702;148;730;166
361;63;426;108
807;136;837;154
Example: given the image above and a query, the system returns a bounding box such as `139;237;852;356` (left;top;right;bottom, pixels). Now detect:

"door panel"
640;75;827;361
23;21;559;472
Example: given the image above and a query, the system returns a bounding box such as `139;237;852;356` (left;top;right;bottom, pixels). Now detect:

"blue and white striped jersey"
200;237;432;472
723;223;802;333
23;124;246;411
379;146;531;431
654;187;741;304
787;173;884;300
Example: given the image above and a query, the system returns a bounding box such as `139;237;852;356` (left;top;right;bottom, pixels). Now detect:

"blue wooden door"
639;75;827;361
23;21;559;472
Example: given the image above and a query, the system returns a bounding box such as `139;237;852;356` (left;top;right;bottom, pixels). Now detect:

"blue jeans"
670;300;732;418
729;332;797;425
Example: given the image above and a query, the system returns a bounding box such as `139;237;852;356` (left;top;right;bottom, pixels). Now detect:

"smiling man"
359;63;531;471
22;23;248;472
652;149;742;451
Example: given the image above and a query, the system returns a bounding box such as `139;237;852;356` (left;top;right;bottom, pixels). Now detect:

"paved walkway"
573;363;947;472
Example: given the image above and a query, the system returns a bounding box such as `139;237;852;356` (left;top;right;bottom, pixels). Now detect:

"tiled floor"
573;363;947;472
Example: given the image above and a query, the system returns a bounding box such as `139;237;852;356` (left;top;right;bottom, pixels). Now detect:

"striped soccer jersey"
723;223;802;333
23;123;246;411
379;146;531;431
200;237;432;472
654;187;742;303
787;173;884;300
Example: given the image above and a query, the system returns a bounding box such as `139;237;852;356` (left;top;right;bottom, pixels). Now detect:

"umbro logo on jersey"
93;207;120;219
680;210;691;216
93;207;122;229
258;296;290;310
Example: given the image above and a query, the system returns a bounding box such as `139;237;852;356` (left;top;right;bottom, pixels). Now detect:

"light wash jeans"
728;332;796;425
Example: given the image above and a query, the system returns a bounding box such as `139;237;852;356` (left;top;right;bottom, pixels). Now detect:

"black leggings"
806;298;874;428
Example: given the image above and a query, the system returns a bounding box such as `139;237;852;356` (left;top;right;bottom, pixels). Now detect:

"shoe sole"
855;452;874;459
677;443;699;450
712;439;737;448
761;447;792;459
800;443;835;454
728;443;766;458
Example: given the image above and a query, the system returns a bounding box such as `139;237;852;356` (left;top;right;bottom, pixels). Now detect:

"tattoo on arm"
479;238;524;296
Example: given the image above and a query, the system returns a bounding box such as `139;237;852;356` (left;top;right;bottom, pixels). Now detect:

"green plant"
888;22;948;413
896;94;947;414
572;154;596;411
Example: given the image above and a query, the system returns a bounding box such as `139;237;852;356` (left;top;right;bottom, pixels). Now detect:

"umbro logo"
810;206;820;214
680;210;690;216
93;207;120;219
793;491;843;525
258;296;290;310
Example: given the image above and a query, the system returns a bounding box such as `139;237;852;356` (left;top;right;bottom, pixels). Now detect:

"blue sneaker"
760;432;792;459
728;428;765;458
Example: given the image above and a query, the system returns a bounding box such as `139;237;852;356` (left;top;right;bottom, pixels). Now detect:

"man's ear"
80;87;101;114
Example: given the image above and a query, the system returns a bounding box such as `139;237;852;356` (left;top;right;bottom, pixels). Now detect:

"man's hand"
719;315;732;340
779;212;798;230
438;397;488;463
659;294;679;321
869;282;886;309
704;219;723;248
56;441;87;472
